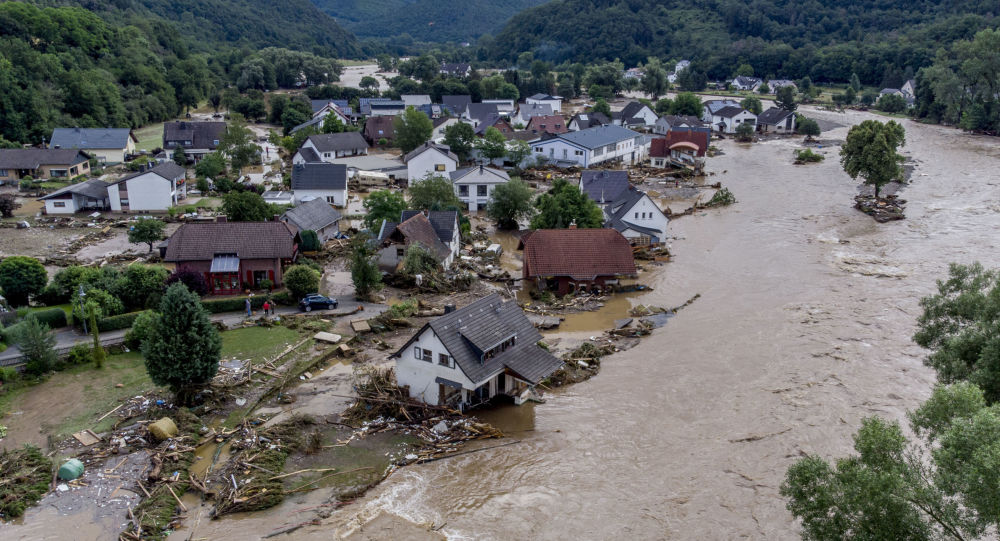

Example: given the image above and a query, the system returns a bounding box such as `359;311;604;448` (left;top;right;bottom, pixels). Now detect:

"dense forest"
310;0;545;43
482;0;999;85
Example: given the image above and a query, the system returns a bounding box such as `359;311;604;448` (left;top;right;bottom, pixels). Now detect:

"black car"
299;294;338;312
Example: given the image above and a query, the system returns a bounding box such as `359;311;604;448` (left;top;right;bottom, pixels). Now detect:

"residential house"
376;210;459;271
701;99;742;122
481;99;516;116
107;162;186;212
529;125;648;168
624;67;645;79
291;104;351;134
463;103;500;128
526;115;567;136
652;115;711;135
757;107;797;133
649;132;709;170
404;142;458;182
262;190;295;206
450;165;509;212
707;106;757;134
49;128;136;164
440;63;472;78
161;219;298;295
392;293;562;409
902;79;916;98
280;197;342;243
291;162;348;206
732;76;763;92
402;94;432;108
363;116;396;145
612;101;658;128
474;114;514;137
163;121;226;162
359;99;406;117
579;170;669;245
0;148;91;182
880;88;904;97
292;146;323;165
525;93;562;113
441;95;472;116
768;80;797;94
432;116;461;142
416;104;455;119
881;87;914;106
567;112;610;131
38;179;109;214
311;99;350;115
299;133;369;161
520;228;638;295
513;103;553;127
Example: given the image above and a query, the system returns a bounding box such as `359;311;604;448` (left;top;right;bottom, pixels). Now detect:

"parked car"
299;294;338;312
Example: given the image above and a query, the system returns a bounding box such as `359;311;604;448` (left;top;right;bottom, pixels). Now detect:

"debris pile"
0;445;52;520
342;365;454;425
544;341;616;387
854;194;905;222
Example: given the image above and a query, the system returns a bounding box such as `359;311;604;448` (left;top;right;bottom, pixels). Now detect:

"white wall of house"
85;145;131;165
712;111;757;133
454;176;508;212
761;115;796;133
395;329;481;406
530;139;590;166
44;197;76;214
109;172;179;211
525;97;562;112
632;106;658;126
301;139;367;162
407;149;457;182
614;194;668;241
294;188;348;207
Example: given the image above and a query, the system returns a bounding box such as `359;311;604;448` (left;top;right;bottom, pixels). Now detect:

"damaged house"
580;170;669;245
393;294;563;409
520;228;638;295
376;210;460;272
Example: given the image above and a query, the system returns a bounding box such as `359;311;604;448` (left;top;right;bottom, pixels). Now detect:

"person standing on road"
245;298;252;317
262;300;270;317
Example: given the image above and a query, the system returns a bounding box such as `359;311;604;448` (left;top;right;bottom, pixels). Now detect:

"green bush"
97;310;151;332
29;308;67;329
271;292;294;306
259;279;274;291
200;296;267;314
124;311;158;349
0;366;19;383
62;344;92;368
297;257;322;273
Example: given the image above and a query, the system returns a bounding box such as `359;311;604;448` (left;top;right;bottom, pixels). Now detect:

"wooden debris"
73;429;102;447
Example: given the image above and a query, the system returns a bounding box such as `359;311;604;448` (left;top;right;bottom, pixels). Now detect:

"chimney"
569;220;577;229
273;214;280;222
444;304;456;314
216;215;228;223
479;164;484;173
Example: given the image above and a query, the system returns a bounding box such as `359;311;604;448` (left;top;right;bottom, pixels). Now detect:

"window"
324;153;331;158
396;248;405;257
575;150;583;156
414;347;432;362
459;185;468;196
183;140;192;146
50;169;68;177
0;169;8;176
438;353;451;367
120;198;129;206
634;212;638;219
422;349;432;362
435;164;446;171
535;148;543;153
477;185;487;197
53;201;66;208
326;196;337;204
213;139;219;146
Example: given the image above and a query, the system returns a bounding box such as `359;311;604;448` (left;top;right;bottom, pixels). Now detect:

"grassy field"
191;197;222;209
133;123;164;152
220;326;302;365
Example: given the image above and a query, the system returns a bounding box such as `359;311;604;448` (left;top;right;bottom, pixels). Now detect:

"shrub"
794;148;825;163
401;243;440;276
284;265;320;300
166;269;209;297
30;308;67;329
196;178;210;193
300;230;320;252
378;137;388;146
183;205;197;214
64;344;93;367
124;311;158;349
14;316;56;376
200;296;267;314
97;310;150;332
259;279;274;291
297;257;323;273
704;187;737;207
0;366;19;382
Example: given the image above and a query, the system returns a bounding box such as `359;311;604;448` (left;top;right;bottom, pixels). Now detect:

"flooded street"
316;110;1000;539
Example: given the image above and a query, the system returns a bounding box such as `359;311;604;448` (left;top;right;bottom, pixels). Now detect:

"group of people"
245;297;277;317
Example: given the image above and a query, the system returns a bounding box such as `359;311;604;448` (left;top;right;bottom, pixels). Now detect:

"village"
0;62;846;540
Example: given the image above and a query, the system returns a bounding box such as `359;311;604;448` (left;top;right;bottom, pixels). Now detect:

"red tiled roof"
521;229;636;280
651;132;709;158
527;115;568;134
164;222;296;262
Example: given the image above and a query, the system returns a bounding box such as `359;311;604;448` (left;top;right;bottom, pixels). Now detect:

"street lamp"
78;285;87;334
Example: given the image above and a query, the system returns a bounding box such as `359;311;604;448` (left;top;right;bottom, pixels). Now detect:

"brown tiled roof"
363;116;396;143
389;213;451;261
527;115;568;135
521;229;636;280
164;222;296;262
651;132;709;158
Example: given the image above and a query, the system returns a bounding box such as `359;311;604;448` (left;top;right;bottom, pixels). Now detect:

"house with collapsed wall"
376;210;460;272
392;293;563;409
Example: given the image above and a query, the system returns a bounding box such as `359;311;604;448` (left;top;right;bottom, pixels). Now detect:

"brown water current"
322;110;1000;539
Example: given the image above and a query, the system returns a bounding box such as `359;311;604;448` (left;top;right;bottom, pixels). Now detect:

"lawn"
133;122;164;152
191;197;222;209
220;326;302;365
36;181;71;190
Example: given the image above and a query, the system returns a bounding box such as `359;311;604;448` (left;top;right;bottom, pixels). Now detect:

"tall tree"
394;106;434;153
840;120;906;199
0;256;47;306
591;98;612;118
362;190;407;232
475;126;508;163
531;178;605;229
14;315;56;376
740;96;762;115
486;178;535;229
640;59;668;99
222;191;271;222
349;234;382;300
409;175;461;210
671;93;703;117
849;73;862;92
776;86;797;111
142;283;221;401
443;122;476;162
127;219;166;253
220;115;261;171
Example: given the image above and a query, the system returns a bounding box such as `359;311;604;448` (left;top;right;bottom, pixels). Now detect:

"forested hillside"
311;0;546;43
483;0;999;84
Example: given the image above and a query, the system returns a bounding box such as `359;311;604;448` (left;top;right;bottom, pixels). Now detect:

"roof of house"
703;100;741;115
388;213;451;261
110;162;185;185
526;115;567;134
38;178;110;201
399;210;458;244
163;222;296;262
615;101;651;121
528;93;559;101
650;132;709;157
880;88;902;95
517;103;553;118
734;76;762;86
757;107;795;126
658;115;706;127
0;148;90;169
291;162;348;191
363;116;396;140
163;121;226;149
440;62;470;74
50;128;135;150
714;106;750;118
296;147;322;163
538;125;641;150
311;99;349;114
290;114;326;134
403;142;458;164
768;79;796;87
570;112;610;129
441;95;472;113
475;114;509;135
306;132;369;153
281;197;342;232
605;188;664;237
450;165;510;185
465;103;500;121
394;293;562;385
520;228;637;280
580;170;630;203
401;94;432;107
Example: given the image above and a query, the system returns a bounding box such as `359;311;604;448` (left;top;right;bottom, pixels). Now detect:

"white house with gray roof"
392;294;562;409
299;133;369;162
525;93;563;113
529;125;648;168
450;165;509;212
50;127;136;164
513;103;553;127
280;197;342;243
404;142;458;183
291;162;348;206
107;162;186;212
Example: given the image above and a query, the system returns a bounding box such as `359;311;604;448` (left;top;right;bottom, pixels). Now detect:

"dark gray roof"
474;113;507;135
605;188;664;237
528;94;559;101
616;101;650;121
296;147;322;163
50;128;134;150
440;63;471;75
580;170;630;203
0;148;90;169
570;112;610;129
441;95;472;114
291;162;348;190
394;294;562;384
399;210;458;244
734;76;762;87
111;162;185;185
290;115;325;134
465;103;499;121
306;133;369;153
714;106;749;118
281;197;342;232
703;100;741;115
311;99;350;114
518;103;553;118
38;178;109;201
163;121;226;150
659;115;706;127
403;142;458;164
378;221;398;240
542;125;641;150
757;107;794;125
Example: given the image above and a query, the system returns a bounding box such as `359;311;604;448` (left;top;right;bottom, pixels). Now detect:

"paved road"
0;295;387;366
